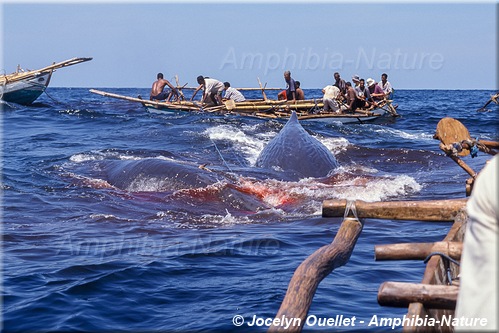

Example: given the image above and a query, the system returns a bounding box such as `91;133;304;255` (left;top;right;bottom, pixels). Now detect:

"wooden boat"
376;214;465;333
232;99;399;124
1;57;92;105
90;88;399;124
375;118;498;332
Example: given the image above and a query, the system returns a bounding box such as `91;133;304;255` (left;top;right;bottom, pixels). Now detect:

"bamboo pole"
374;241;462;261
479;140;499;150
257;77;268;101
89;89;201;111
1;57;92;84
322;198;467;221
441;148;477;178
268;217;363;333
378;282;458;310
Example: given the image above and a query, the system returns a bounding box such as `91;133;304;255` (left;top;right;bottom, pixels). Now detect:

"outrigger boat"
376;118;498;332
266;118;497;333
224;98;399;124
1;57;92;105
90;87;399;124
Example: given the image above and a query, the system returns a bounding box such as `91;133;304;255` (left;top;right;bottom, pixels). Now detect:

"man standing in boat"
191;76;225;106
150;73;179;101
378;73;393;99
333;72;347;95
283;70;297;101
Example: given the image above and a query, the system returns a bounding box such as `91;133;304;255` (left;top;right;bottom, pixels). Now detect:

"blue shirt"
286;78;296;100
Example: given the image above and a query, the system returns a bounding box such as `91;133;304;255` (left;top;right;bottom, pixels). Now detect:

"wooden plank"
378;282;458;310
322;198;467;221
374;241;462;261
268;217;363;333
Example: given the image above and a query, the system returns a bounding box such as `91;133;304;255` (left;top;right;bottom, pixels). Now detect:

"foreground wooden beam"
322;198;467;221
378;282;458;310
268;217;364;333
375;241;462;261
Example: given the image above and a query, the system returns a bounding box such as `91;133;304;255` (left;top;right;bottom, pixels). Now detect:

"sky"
1;1;497;89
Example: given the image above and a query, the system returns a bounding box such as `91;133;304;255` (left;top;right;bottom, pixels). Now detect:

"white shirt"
223;87;246;102
455;155;498;331
378;80;393;94
204;78;224;94
322;85;340;100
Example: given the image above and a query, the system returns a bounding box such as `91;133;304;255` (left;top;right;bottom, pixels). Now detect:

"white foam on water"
318;136;350;154
69;150;146;163
238;172;422;216
203;125;270;165
372;127;434;141
199;210;253;226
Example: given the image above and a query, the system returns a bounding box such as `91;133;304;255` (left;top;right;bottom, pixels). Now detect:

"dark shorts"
151;90;171;100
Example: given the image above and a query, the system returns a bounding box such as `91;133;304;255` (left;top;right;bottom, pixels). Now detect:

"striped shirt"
223;87;246;102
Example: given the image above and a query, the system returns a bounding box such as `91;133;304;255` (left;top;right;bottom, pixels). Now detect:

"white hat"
366;78;375;87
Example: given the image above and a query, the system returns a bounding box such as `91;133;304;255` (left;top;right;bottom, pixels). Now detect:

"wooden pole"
89;89;201;111
1;57;92;84
322;198;467;221
268;217;363;333
443;150;477;178
378;282;458;310
374;241;462;261
257;77;268;101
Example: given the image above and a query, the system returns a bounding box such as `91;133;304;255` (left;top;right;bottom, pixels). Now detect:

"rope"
448;138;489;158
211;138;233;173
423;252;460;266
423;252;460;286
343;200;359;220
43;89;70;106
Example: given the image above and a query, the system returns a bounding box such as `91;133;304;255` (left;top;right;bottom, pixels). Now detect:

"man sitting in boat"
222;82;246;102
354;79;375;110
191;76;225;106
344;82;357;112
295;81;305;100
352;74;361;88
150;73;179;101
283;70;297;101
277;90;287;100
378;73;393;99
322;84;343;113
366;78;385;103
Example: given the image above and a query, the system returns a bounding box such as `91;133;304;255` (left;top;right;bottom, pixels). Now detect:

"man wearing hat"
351;74;361;88
366;78;385;102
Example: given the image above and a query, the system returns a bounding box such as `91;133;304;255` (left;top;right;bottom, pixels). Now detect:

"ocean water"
2;88;497;332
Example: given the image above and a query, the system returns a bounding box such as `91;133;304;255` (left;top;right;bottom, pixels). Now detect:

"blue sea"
2;88;497;332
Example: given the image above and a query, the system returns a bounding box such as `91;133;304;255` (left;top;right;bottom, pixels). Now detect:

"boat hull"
403;214;466;332
1;72;52;105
